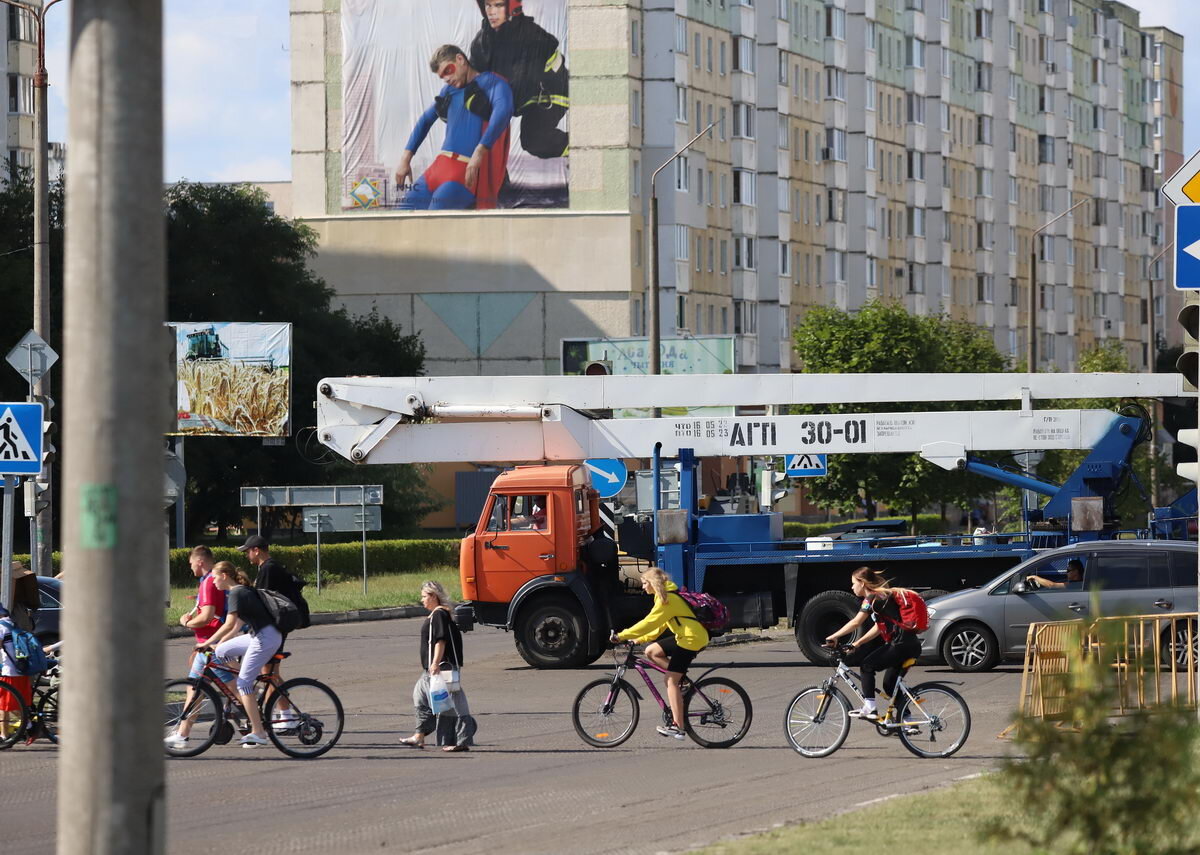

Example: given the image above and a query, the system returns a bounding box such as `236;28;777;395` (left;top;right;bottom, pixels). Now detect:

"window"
1093;554;1152;591
976;221;994;249
941;48;951;79
977;115;992;145
827;188;845;222
1091;58;1104;86
632;159;640;196
707;170;714;206
976;275;994;303
824;128;846;161
694;33;701;68
906;151;925;180
830;250;846;282
674;225;689;260
720;173;727;207
907;206;926;237
719;106;727;140
1037;134;1054;164
706;37;713;72
906;93;925;124
780;242;791;276
907;263;925;293
733;169;756;205
778;50;788;84
1039;282;1055;310
1038;234;1054;261
720;40;727;74
695;236;702;272
733;300;757;334
941;103;951;132
695;100;701;134
778;120;788;150
975;61;992;92
826;5;845;40
865;79;876;111
778;178;790;211
675;155;690;191
631;19;640;55
676;86;688;122
695;167;703;202
1039;185;1053;212
866;21;876;51
675;17;688;53
825;67;846;100
733;237;756;270
720;239;728;273
975;8;992;39
866;138;877;170
1092;200;1106;227
905;37;925;68
732;103;755;138
733;37;756;72
631;89;641;127
1038;85;1052;112
976;168;993;197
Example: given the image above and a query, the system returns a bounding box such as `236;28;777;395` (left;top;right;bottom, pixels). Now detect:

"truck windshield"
486;495;548;532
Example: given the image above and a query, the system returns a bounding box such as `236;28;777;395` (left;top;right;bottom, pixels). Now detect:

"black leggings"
853;636;922;699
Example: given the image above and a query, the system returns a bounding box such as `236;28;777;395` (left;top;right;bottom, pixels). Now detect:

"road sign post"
1;476;14;610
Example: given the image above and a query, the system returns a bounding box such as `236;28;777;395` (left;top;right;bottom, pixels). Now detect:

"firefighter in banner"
394;45;514;210
469;0;568;160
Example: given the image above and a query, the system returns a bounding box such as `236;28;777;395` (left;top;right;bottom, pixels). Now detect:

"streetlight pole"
647;122;715;416
1146;239;1174;506
1027;196;1090;371
2;0;63;576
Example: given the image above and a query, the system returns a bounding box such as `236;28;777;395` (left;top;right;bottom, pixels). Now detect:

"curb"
166;604;428;639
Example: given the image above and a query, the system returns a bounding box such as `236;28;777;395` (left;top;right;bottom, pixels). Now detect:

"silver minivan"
921;540;1198;672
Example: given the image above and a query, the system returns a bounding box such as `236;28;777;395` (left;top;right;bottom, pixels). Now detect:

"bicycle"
163;648;344;759
783;643;971;759
0;653;62;749
572;641;752;748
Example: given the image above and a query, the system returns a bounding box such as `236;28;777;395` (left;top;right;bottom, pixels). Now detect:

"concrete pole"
1027;196;1090;372
1146;241;1174;507
57;2;166;854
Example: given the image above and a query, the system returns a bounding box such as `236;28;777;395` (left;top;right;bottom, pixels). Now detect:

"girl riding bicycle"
610;568;708;740
194;561;282;748
825;566;924;721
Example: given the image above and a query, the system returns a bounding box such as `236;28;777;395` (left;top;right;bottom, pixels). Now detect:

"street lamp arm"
1032;196;1092;238
650;122;718;186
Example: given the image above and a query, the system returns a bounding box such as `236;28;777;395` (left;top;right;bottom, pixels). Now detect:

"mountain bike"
163;649;343;759
572;641;752;748
784;643;970;759
0;651;62;749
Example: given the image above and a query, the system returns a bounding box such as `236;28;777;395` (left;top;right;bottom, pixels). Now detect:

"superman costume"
400;72;513;210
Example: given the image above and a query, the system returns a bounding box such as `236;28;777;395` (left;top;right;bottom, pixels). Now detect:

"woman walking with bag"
399;581;477;752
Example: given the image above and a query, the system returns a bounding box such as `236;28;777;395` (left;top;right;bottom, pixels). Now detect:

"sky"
40;0;1200;184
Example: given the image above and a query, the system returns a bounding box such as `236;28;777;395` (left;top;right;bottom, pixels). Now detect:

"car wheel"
940;621;1000;672
1160;619;1198;670
796;590;861;665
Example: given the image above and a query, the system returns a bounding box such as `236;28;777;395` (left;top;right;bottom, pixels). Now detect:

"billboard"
561;337;737;418
342;0;569;212
170;323;292;437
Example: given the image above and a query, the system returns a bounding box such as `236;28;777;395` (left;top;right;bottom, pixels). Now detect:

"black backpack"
255;588;302;634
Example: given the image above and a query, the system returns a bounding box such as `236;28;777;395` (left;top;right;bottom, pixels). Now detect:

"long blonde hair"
641;568;671;603
852;566;915;600
213;560;251;587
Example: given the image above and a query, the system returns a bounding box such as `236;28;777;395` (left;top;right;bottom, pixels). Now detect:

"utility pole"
58;1;166;854
1146;240;1174;506
1;0;63;576
647;122;715;417
1027;196;1090;372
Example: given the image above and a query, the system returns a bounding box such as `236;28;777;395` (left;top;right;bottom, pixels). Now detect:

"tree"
0;176;438;546
791;300;1010;531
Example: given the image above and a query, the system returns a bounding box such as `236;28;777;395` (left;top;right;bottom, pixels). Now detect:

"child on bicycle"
194;561;282;748
825;566;924;721
610;568;708;740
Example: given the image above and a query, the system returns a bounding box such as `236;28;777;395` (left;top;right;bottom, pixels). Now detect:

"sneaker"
849;704;878;720
656;724;687;740
163;733;188;750
271;712;299;732
240;733;270;747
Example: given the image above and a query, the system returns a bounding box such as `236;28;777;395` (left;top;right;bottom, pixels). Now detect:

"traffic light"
583;360;612;376
759;465;788;510
1177;299;1199;390
24;476;50;516
1178;429;1200;482
41;419;56;470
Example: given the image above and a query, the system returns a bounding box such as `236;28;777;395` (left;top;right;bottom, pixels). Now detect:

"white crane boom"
316;372;1183;465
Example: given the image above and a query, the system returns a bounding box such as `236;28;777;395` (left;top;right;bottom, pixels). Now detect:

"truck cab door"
475;493;557;604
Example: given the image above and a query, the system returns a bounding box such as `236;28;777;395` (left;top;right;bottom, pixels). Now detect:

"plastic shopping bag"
429;673;454;714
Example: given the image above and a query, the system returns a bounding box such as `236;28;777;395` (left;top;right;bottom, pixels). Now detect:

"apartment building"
291;0;1182;375
1148;25;1184;353
4;2;37;179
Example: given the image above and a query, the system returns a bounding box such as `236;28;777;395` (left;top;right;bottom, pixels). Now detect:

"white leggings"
214;625;282;695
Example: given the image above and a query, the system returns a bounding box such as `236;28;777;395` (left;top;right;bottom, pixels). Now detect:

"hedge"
782;514;949;540
16;539;462;589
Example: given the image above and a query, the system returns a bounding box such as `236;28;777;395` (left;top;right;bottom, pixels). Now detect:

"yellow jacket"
616;582;710;651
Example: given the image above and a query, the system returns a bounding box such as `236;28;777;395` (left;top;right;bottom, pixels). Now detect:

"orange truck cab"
457;464;626;668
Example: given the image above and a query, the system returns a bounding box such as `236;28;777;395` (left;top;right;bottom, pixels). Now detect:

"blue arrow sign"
0;402;43;476
583;458;628;499
785;453;827;477
1175;206;1200;291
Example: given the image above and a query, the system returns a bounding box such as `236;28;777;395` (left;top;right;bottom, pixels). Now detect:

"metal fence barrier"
1016;612;1198;723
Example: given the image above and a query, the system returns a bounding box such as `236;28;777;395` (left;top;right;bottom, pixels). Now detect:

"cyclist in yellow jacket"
611;568;709;740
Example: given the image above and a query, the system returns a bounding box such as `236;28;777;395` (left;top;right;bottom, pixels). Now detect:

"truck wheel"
514;594;590;669
940;621;999;672
796;590;861;665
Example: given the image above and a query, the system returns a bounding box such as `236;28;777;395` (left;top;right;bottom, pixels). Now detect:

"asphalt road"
2;619;1022;855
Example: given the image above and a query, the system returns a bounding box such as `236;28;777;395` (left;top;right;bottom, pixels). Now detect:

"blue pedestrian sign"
1175;206;1200;291
583;458;628;499
0;402;43;476
786;453;828;477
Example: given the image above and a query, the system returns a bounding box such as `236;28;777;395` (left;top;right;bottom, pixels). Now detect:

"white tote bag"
428;608;463;693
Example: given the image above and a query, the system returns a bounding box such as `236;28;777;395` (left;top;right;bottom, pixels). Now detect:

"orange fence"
1016;613;1197;723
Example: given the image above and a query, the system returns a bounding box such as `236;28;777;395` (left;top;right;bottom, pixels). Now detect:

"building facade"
291;0;1182;376
4;2;37;178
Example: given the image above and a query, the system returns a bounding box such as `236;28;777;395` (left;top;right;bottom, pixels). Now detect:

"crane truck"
315;372;1195;668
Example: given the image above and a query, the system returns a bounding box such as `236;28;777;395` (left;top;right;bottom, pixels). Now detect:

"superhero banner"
342;0;569;212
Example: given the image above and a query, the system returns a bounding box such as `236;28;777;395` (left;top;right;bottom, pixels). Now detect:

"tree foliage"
0;175;438;545
791;300;1010;531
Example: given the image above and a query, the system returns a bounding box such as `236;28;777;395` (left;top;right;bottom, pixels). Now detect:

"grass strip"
166;566;462;627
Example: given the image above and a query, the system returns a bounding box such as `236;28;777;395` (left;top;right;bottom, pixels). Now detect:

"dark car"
31;576;62;644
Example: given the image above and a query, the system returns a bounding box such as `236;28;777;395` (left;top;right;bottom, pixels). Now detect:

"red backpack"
890;590;929;634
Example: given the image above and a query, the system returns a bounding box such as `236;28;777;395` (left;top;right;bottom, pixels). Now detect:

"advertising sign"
562;336;737;418
170;323;292;437
342;0;569;212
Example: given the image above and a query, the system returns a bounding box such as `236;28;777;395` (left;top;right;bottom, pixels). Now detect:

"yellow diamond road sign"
1162;149;1200;207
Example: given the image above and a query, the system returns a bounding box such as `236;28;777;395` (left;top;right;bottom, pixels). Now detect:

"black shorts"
653;633;701;674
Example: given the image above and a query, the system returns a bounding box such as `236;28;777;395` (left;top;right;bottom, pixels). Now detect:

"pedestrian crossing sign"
0;402;43;476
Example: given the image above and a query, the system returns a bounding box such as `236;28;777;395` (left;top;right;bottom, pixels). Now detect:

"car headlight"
926;606;937;618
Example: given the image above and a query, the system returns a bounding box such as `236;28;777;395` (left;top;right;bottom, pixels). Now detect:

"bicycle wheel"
36;686;60;744
263;677;344;759
685;677;752;748
784;686;851;758
163;679;224;758
572;678;640;748
896;684;971;759
0;681;31;749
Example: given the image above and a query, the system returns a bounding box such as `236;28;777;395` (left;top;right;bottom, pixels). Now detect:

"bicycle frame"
190;651;283;727
605;645;723;720
821;658;934;729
